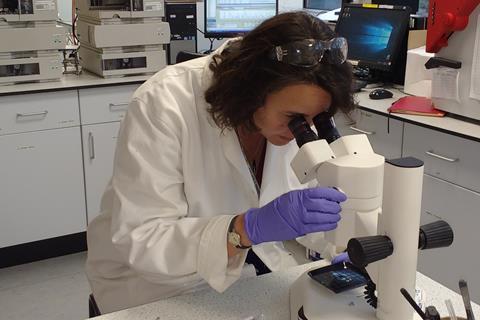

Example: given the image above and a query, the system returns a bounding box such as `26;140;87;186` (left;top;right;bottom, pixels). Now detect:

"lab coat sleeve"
109;96;247;292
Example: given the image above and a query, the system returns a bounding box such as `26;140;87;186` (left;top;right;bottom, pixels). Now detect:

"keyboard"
304;8;328;16
352;78;368;92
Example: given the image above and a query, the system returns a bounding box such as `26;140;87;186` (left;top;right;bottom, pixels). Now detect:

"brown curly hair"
204;11;355;131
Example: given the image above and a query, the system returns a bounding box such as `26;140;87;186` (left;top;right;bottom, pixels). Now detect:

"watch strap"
228;216;251;249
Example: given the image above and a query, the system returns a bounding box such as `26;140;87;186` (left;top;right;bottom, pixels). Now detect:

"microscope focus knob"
347;236;394;268
418;220;454;250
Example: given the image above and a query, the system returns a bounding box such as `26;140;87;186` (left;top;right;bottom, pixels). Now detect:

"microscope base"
289;270;422;320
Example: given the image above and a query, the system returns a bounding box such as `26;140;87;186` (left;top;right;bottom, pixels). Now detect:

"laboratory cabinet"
0;127;86;247
79;84;139;222
335;109;404;159
78;85;137;125
403;122;480;303
81;122;120;222
0;90;79;135
403;123;480;193
0;90;86;248
417;174;480;303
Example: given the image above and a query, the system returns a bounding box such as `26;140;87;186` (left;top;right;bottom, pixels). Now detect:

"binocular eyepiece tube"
288;113;342;148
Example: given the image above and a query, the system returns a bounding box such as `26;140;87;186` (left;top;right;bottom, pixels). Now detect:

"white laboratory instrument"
76;0;170;77
76;0;164;20
288;114;454;320
0;24;66;52
78;44;166;77
0;0;57;22
426;1;480;120
0;52;62;84
76;17;170;48
0;0;65;84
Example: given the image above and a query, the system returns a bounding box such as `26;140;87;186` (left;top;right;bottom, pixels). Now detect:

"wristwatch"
228;216;251;249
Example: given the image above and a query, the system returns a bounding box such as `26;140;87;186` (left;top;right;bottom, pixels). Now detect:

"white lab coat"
86;45;309;313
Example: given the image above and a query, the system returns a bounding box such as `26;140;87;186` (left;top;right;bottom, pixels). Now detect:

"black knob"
347;236;394;268
418;220;454;250
313;113;341;144
288;116;318;148
425;306;441;320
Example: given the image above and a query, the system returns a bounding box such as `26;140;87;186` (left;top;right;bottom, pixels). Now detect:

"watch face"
228;232;241;246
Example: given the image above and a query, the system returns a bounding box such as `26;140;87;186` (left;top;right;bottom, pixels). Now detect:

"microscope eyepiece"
288;116;318;148
313;113;341;144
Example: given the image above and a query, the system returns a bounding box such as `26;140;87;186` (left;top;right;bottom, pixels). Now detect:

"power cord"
196;27;223;54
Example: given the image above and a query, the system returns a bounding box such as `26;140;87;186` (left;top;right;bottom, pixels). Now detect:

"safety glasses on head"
270;37;348;67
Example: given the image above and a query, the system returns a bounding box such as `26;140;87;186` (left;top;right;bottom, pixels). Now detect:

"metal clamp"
425;151;458;163
349;126;375;135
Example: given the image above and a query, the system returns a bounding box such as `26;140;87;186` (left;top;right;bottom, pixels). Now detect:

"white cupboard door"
418;174;480;303
82;122;121;222
0;127;86;247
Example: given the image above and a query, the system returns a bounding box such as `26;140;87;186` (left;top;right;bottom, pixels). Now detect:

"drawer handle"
88;132;95;160
425;151;458;163
109;103;129;112
349;126;375;135
16;111;48;120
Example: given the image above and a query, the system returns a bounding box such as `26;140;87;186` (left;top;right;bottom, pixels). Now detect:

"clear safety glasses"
271;37;348;67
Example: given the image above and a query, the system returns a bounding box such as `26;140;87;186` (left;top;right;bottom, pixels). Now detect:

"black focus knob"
347;236;394;268
418;220;454;250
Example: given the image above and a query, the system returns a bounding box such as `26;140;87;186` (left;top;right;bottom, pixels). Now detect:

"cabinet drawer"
418;174;480;303
335;109;403;159
79;84;140;125
0;90;79;135
403;123;480;192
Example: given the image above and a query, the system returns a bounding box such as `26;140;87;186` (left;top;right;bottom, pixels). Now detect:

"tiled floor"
0;252;90;320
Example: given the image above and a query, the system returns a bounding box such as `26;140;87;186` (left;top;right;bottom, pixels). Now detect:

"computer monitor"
303;0;342;11
371;0;419;14
204;0;278;38
335;4;410;74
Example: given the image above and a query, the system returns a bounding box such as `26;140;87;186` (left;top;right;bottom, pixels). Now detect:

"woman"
86;11;355;313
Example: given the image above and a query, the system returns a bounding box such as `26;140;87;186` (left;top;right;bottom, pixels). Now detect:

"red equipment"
426;0;480;53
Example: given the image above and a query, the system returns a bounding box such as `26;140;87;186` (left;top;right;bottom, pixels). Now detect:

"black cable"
195;27;223;54
72;12;79;45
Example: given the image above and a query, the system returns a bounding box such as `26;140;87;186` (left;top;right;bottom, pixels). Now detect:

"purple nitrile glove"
332;252;350;265
244;187;347;245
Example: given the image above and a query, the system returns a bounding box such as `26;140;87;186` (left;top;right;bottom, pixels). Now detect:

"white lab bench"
89;261;480;320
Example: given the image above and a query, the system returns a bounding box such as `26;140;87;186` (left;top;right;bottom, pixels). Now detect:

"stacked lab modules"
76;0;170;77
0;0;65;84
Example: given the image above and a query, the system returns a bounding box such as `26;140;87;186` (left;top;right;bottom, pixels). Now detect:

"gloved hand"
244;187;347;245
331;252;350;264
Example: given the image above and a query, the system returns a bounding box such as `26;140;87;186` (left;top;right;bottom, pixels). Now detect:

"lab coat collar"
199;38;260;203
219;128;260;203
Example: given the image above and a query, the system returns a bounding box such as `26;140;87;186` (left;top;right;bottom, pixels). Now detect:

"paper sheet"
431;67;460;102
470;14;480;101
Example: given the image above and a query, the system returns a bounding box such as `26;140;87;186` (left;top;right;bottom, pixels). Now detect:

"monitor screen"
371;0;419;14
303;0;342;10
205;0;277;38
335;4;410;71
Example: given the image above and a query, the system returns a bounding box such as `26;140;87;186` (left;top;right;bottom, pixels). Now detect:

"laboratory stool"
88;294;101;318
